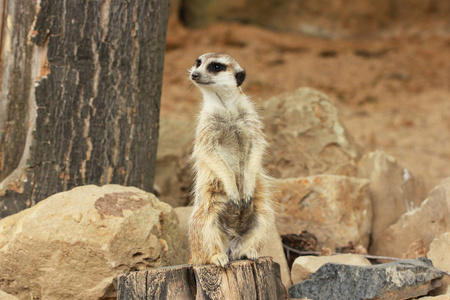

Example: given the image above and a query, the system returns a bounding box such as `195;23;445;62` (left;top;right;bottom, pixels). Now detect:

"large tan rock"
428;232;450;295
357;150;427;244
274;175;372;250
291;254;372;284
0;185;185;300
262;88;361;179
172;205;293;289
371;177;450;257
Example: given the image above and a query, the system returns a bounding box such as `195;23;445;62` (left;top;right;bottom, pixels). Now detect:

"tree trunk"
117;257;288;300
0;0;169;218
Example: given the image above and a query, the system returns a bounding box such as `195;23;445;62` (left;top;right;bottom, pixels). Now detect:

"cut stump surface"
117;256;287;300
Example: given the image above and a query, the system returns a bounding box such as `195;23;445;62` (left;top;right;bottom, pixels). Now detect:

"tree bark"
117;257;288;300
0;0;169;218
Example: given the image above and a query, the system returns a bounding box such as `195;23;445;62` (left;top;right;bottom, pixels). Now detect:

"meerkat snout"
191;72;200;81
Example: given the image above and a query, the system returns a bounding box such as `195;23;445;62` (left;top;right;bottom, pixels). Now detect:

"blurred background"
156;0;450;204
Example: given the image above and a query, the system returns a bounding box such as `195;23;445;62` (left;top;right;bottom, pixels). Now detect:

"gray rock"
288;258;444;300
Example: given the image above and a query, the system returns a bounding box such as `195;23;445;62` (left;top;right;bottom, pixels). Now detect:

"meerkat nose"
191;72;200;80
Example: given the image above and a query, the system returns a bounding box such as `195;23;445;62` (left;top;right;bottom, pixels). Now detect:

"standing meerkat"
188;53;275;267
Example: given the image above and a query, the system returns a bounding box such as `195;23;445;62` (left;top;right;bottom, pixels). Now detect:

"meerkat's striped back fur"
188;53;275;267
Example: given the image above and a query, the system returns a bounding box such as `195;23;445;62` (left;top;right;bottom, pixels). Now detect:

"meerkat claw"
243;248;259;261
230;196;241;210
243;196;253;209
210;253;229;268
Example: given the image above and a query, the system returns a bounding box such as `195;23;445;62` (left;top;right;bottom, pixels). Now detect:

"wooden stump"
117;257;288;300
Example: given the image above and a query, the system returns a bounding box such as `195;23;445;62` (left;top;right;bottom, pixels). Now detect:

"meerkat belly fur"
188;53;275;267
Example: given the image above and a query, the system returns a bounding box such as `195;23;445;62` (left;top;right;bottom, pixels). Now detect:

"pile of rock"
0;87;449;299
155;87;450;298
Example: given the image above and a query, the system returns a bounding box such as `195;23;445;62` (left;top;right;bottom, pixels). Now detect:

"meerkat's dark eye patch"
235;70;246;86
195;59;201;68
207;62;227;73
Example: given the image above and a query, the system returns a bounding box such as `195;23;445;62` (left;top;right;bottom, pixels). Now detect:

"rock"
371;177;450;257
262;87;361;179
402;239;428;259
260;223;293;289
288;258;445;300
173;206;193;263
428;232;450;295
0;185;185;300
291;254;371;284
273;175;372;250
0;290;19;300
357;150;426;244
154;117;194;208
172;205;293;289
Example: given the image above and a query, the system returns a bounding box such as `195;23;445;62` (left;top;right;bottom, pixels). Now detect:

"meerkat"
188;53;275;267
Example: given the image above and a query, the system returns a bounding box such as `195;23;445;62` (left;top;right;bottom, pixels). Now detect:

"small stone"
288;258;444;300
320;248;333;256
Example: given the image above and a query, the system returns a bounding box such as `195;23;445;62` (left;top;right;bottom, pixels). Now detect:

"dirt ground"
160;19;450;192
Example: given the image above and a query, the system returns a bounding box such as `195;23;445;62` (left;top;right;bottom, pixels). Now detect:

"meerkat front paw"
242;194;253;209
228;190;241;210
242;248;259;261
210;253;229;267
242;179;255;209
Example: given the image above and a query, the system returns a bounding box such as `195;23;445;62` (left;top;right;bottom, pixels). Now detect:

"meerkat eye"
195;59;201;68
208;62;226;73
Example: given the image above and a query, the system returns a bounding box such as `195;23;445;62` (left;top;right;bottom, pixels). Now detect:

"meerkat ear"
235;69;246;87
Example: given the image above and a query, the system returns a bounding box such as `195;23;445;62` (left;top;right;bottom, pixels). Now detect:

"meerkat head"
189;53;246;91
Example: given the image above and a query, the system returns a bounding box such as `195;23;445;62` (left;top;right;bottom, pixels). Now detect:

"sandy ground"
160;19;450;192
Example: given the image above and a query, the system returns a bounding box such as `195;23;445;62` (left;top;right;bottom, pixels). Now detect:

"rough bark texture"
117;257;288;300
0;0;169;218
